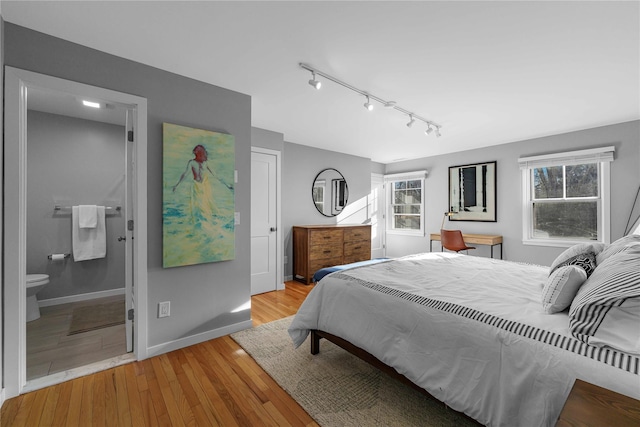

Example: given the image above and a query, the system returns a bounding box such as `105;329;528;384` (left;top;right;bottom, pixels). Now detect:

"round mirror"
312;168;349;217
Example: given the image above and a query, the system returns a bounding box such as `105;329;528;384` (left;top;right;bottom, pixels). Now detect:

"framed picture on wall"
448;161;497;222
162;123;236;268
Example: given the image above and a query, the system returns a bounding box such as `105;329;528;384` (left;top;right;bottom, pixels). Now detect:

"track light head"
364;96;373;111
308;71;321;89
406;114;415;128
425;125;434;135
435;127;442;137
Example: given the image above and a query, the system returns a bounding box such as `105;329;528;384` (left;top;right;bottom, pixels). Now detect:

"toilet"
26;274;49;321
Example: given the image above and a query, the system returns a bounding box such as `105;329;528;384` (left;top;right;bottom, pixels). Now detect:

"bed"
288;235;640;427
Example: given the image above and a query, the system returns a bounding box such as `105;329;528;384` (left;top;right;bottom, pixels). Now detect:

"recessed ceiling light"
82;100;102;108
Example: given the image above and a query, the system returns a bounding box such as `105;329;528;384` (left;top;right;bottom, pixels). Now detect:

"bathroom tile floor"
26;294;128;381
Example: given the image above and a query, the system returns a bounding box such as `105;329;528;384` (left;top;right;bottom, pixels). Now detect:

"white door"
370;173;385;258
251;151;277;294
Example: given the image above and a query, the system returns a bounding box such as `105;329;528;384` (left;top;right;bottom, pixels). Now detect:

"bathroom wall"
26;110;126;301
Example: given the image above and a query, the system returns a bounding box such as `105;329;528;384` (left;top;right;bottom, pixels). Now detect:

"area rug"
231;317;478;427
68;300;125;335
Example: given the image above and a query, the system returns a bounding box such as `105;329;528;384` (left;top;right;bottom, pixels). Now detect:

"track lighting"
308;71;321;90
364;96;374;111
299;63;442;136
407;114;415;128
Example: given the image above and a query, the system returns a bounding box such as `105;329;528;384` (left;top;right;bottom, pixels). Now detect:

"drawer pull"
354;246;361;250
323;236;331;239
323;250;331;254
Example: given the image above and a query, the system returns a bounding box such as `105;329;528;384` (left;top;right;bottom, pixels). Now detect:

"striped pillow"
542;265;588;314
569;243;640;354
596;234;640;265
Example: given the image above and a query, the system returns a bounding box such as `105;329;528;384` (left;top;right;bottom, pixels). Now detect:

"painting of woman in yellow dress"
163;123;235;268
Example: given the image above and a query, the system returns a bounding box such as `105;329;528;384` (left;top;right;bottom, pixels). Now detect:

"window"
519;147;614;246
385;171;426;236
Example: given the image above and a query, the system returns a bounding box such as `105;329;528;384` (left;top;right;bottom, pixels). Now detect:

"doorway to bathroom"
3;67;149;398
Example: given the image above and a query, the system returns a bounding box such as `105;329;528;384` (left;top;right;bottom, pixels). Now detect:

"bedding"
311;257;389;282
289;252;640;427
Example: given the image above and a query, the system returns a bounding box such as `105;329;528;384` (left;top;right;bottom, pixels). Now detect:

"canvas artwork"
163;123;235;268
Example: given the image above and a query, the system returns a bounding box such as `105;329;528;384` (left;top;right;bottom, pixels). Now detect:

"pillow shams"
569;244;640;354
542;265;588;314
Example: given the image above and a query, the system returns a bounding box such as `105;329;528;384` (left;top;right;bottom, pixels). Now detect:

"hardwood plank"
102;369;120;427
92;370;107;427
79;374;95;426
114;365;133;427
39;383;62;426
51;380;73;426
124;363;146;426
65;377;85;427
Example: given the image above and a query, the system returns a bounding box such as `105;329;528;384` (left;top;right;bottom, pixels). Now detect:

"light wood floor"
27;294;127;380
2;281;318;427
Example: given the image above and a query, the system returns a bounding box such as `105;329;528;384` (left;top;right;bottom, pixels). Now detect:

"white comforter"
289;252;640;427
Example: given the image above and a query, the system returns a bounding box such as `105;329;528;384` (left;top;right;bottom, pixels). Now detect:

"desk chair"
440;229;476;253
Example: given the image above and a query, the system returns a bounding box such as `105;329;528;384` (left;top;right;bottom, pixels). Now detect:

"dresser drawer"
310;257;343;277
310;229;343;245
344;240;371;263
344;227;370;242
309;244;343;261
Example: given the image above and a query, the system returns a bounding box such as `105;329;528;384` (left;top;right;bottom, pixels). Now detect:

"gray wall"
27;111;126;300
384;120;640;266
251;127;284;152
4;23;252;348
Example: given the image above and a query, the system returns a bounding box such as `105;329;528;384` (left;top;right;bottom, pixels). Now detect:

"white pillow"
542;265;588;314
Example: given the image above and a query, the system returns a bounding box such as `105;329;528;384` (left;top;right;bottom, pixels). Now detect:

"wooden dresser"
293;224;371;284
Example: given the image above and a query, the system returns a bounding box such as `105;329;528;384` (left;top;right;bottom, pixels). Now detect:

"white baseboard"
145;319;253;359
0;387;5;411
284;275;293;281
38;288;125;307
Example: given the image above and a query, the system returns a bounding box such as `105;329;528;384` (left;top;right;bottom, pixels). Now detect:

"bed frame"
310;329;482;425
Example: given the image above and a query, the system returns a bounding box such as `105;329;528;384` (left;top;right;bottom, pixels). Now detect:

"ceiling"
3;1;639;164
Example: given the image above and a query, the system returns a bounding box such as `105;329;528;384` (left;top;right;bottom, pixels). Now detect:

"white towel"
78;205;98;228
72;206;106;261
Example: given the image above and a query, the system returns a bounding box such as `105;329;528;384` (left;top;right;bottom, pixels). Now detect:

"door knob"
270;227;277;232
118;236;127;241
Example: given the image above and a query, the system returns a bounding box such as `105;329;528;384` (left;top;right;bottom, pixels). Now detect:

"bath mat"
68;300;125;335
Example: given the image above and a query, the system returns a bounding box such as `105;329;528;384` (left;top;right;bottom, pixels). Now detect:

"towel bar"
53;204;121;212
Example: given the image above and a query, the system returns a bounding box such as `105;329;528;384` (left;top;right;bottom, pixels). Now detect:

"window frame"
385;170;427;237
519;147;614;247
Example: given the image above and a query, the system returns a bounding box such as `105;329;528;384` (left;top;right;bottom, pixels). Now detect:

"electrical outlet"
158;301;170;318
